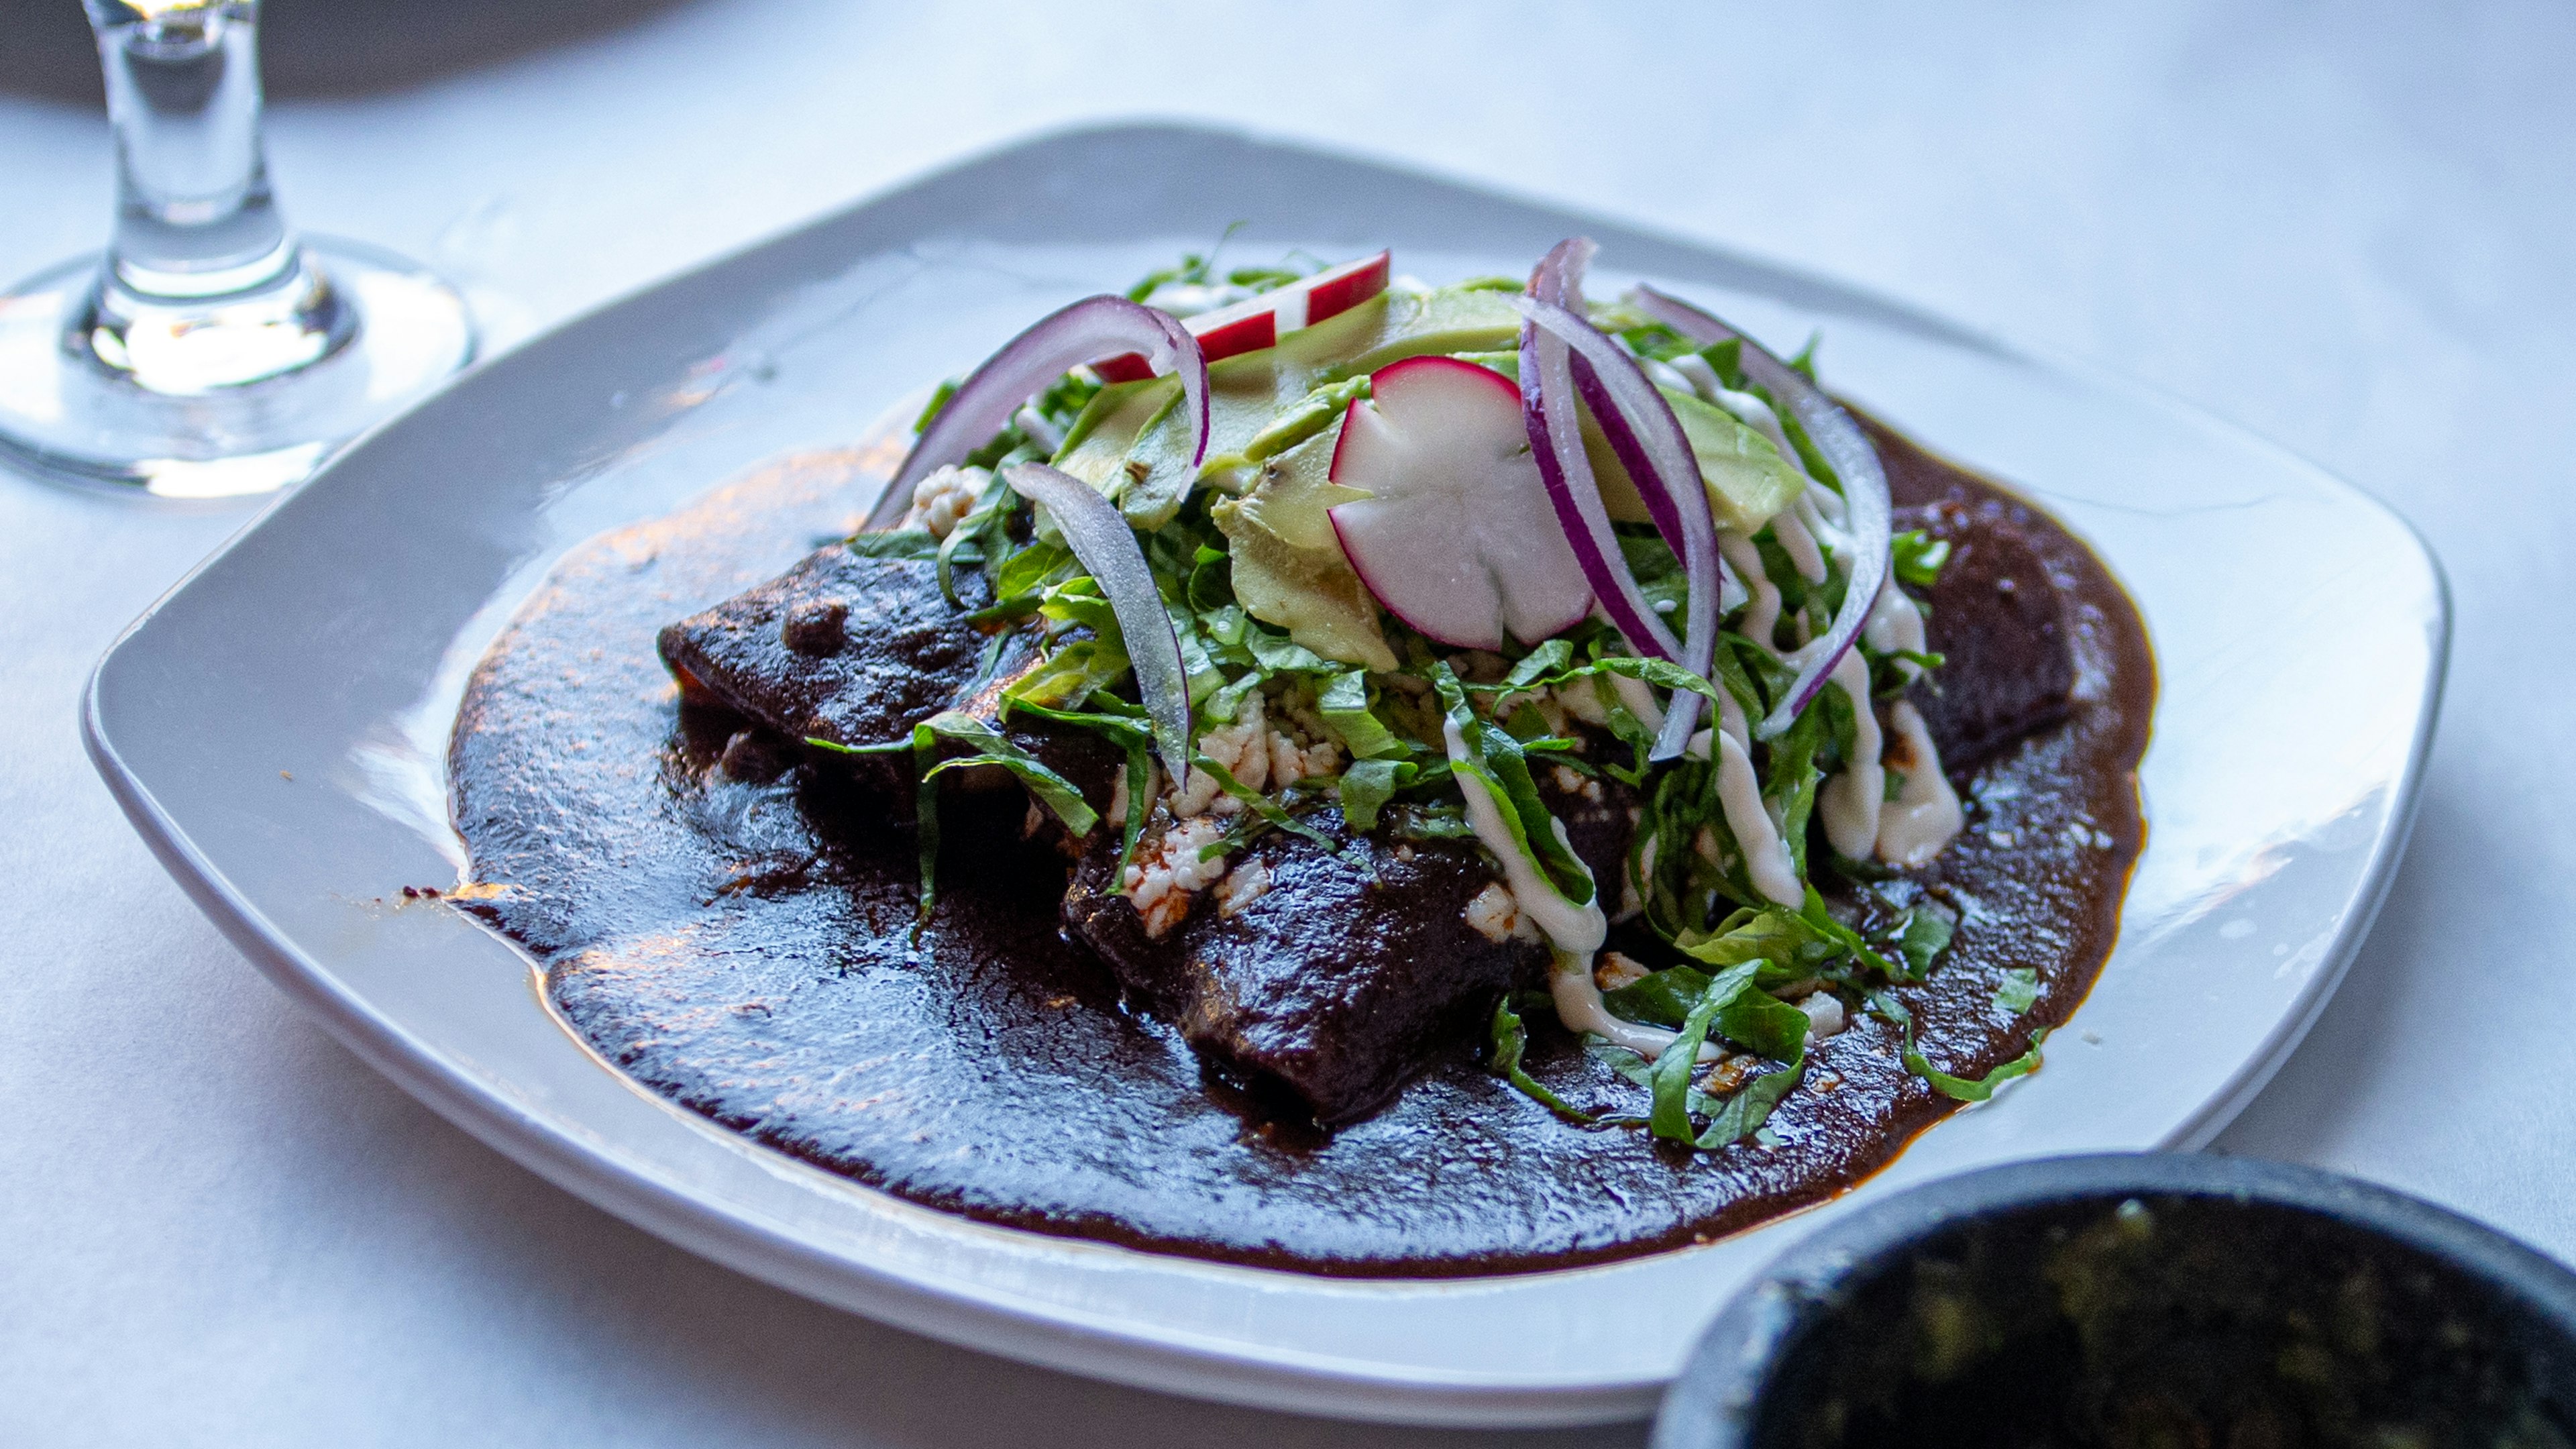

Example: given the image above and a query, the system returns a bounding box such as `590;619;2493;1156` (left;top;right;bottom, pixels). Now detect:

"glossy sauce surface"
449;423;2154;1277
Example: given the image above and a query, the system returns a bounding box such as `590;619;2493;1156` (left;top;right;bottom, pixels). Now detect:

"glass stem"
0;0;470;492
90;0;294;302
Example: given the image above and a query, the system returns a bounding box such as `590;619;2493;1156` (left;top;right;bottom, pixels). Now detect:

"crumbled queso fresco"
1118;691;1343;938
1113;686;1584;948
1464;881;1541;944
902;464;985;540
1120;816;1228;937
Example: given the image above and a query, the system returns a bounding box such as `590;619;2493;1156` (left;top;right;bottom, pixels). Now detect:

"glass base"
0;235;474;499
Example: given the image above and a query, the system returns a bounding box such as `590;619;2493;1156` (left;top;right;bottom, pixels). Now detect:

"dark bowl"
1654;1153;2576;1449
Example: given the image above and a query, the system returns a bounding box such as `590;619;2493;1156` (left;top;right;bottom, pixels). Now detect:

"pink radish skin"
1094;252;1393;382
1326;356;1594;652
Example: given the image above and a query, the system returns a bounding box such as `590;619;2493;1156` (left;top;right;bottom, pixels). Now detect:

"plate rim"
80;119;2451;1428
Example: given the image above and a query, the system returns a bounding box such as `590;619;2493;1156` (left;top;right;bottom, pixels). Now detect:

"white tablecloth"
5;3;2568;1442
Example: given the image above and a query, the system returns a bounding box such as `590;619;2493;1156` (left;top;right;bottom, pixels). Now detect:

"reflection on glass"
0;1;474;497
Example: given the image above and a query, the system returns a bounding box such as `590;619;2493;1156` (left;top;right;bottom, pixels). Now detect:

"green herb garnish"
1870;990;2047;1102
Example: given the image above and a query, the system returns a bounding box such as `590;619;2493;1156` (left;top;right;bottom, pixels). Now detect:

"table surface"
4;3;2568;1443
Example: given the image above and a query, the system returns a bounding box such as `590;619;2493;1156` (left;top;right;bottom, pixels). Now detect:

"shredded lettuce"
1318;670;1404;761
1892;529;1951;588
847;527;949;562
1430;661;1594;906
1697;1061;1803;1146
1490;996;1597;1123
910;714;1100;837
1507;640;1576;687
1190;752;1332;849
998;697;1153;886
933;468;1011;607
1619;529;1691;622
809;711;1101;923
1334;757;1412;831
1795;886;1900;979
1004;637;1130;712
1870;990;2047;1101
1676;905;1844;975
1244;627;1335;675
1896;906;1957;979
1994;967;2041;1014
1646;967;1807;1148
1609;962;1809;1063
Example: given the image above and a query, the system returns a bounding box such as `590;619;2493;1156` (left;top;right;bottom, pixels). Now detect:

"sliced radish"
1326;356;1593;651
1094;252;1392;382
1089;358;1152;384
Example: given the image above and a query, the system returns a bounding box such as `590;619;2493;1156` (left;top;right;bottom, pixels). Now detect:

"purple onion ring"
866;297;1208;531
1627;284;1893;738
1001;462;1193;781
1509;290;1724;761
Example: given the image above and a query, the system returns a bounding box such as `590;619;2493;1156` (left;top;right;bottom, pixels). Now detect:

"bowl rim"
1652;1150;2576;1448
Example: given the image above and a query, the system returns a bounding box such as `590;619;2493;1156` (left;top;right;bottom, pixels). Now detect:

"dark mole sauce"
449;419;2155;1278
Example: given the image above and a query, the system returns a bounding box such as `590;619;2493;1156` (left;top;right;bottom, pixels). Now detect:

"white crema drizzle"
1793;487;1846;557
1816;647;1887;861
1716;531;1782;647
1715;504;1960;872
1767;504;1828;584
1550;951;1720;1061
1708;380;1801;475
1443;717;1604;957
1864;582;1928;677
1877;701;1964;865
1660;343;1962;872
1686;722;1807;908
1860;583;1964;862
1448;718;1717;1059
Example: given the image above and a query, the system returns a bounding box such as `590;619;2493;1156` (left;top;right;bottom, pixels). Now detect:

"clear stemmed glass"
0;0;474;498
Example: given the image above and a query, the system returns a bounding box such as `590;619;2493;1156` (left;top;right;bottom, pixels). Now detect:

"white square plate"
87;124;2445;1428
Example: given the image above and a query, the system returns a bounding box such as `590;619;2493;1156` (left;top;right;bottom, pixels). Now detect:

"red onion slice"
1520;325;1674;659
1627;284;1892;738
1516;267;1679;678
1511;284;1727;759
1530;235;1593;312
1002;462;1193;781
866;297;1208;531
1576;354;1684;550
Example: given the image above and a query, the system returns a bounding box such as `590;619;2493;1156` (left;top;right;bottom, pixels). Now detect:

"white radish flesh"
1326;356;1593;652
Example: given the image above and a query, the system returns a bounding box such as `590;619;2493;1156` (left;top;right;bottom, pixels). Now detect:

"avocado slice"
1051;377;1181;511
1658;388;1810;534
1575;386;1809;535
1051;286;1524;531
1210;423;1399;672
